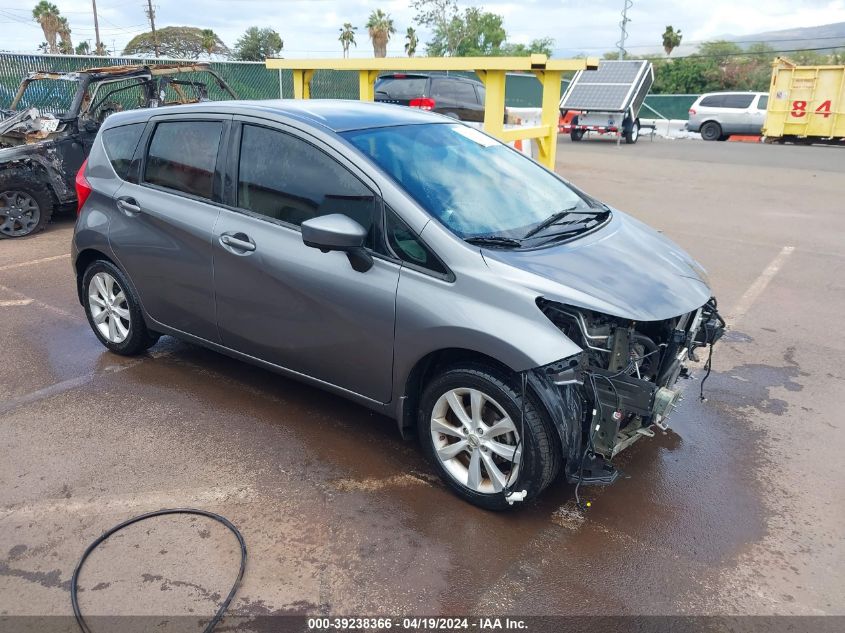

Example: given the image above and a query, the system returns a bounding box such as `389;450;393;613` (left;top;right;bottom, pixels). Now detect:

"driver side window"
237;124;376;248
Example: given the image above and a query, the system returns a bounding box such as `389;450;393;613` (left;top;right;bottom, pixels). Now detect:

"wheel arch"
0;153;68;204
75;248;118;304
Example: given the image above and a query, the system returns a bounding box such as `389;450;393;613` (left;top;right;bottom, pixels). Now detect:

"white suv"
686;92;768;140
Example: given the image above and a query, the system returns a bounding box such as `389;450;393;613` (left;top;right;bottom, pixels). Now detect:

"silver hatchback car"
72;100;724;509
686;91;769;140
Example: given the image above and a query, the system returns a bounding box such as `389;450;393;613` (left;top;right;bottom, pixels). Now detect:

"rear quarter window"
721;94;755;108
699;95;726;108
101;123;145;180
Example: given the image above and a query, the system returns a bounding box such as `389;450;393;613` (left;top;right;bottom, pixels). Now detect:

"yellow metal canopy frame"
265;55;599;168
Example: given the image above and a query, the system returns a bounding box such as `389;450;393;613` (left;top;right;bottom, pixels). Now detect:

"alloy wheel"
88;272;131;343
430;387;522;494
0;190;41;237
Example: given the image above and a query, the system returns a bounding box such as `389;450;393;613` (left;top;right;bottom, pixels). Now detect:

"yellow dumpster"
763;57;845;142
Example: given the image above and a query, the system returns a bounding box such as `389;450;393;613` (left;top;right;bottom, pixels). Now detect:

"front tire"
82;260;159;355
418;364;561;510
0;169;54;238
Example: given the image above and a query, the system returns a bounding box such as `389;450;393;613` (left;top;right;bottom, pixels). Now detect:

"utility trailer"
560;59;654;145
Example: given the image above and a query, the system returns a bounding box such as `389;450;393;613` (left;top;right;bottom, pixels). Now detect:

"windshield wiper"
522;206;608;239
464;235;524;248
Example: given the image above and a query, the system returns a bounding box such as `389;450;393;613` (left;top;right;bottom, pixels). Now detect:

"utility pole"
144;0;159;58
617;0;632;60
91;0;102;56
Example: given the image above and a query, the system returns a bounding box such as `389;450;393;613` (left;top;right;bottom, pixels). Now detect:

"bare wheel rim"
630;124;639;141
0;190;41;237
430;387;522;495
88;272;131;344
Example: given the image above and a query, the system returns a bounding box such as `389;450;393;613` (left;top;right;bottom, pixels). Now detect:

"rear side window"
101;123;144;180
453;81;479;105
144;121;222;200
237;124;376;246
375;77;427;99
722;94;754;108
757;95;769;110
699;95;725;107
431;78;454;100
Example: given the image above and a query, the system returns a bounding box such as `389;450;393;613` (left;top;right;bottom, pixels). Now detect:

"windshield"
13;78;80;115
342;123;591;239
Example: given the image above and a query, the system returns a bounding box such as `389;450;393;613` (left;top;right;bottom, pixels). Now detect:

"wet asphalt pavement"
0;137;843;623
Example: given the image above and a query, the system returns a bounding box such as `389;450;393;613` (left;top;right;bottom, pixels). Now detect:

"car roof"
101;98;446;133
697;91;767;98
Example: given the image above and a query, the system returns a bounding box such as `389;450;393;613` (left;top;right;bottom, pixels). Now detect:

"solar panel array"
560;60;651;113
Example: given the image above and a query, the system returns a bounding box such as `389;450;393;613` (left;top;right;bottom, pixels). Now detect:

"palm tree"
57;16;73;54
365;9;395;58
338;22;357;59
200;29;218;58
404;27;418;57
75;40;90;55
32;1;61;54
662;25;682;56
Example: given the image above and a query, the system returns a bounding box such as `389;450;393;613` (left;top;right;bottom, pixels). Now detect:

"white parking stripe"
0;299;33;306
0;485;257;522
0;253;70;272
729;245;795;324
0;283;78;319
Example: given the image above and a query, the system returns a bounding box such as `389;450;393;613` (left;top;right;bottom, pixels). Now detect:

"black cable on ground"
71;508;247;633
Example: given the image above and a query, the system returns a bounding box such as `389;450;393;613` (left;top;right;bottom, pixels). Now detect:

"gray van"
686;91;768;140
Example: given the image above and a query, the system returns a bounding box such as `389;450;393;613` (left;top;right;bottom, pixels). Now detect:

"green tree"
75;40;90;55
366;9;395;58
32;1;61;54
339;22;357;58
232;27;283;61
499;37;555;57
662;26;682;56
411;0;463;56
57;15;73;54
405;27;418;57
124;26;228;59
200;29;224;58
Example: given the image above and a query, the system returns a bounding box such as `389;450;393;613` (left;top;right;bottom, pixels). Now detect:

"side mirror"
301;214;373;273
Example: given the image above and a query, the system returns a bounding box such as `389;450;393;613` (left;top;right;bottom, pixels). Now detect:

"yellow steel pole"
478;69;507;138
291;69;314;99
358;70;380;101
533;69;564;168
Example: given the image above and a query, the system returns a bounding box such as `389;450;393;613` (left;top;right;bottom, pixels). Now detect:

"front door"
213;121;400;402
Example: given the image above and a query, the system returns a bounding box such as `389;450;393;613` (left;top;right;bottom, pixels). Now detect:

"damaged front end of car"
529;297;725;485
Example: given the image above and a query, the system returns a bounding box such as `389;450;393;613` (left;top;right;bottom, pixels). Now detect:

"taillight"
409;97;435;111
75;158;92;214
688;108;696;115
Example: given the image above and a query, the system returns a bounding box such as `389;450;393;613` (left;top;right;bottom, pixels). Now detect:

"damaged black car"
0;63;236;238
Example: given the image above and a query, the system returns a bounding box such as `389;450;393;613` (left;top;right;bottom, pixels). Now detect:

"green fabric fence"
0;53;698;119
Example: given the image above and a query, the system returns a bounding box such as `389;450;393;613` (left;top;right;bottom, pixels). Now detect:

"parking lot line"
0;253;70;272
729;245;795;324
0;283;79;320
0;485;257;523
0;299;33;306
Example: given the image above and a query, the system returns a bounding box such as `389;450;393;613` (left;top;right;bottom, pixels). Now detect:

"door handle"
116;197;141;215
220;233;256;252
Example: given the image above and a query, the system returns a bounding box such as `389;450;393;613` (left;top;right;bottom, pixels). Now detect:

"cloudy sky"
2;0;844;57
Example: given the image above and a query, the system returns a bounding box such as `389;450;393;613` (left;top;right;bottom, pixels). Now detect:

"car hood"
481;209;712;321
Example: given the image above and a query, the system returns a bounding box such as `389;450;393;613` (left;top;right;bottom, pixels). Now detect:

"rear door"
452;80;484;122
720;93;756;133
108;114;228;342
212;118;400;402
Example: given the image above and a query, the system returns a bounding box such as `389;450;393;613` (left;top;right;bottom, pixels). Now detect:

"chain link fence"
0;53;698;119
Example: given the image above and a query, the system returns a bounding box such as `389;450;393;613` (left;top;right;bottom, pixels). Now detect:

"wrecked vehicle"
72;100;724;510
0;63;236;238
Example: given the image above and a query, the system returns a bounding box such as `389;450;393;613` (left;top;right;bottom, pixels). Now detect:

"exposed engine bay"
535;297;725;483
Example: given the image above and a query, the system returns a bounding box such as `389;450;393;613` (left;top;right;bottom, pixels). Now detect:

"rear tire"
624;121;640;144
570;129;585;141
0;169;54;239
82;260;159;355
700;121;722;141
418;364;560;510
